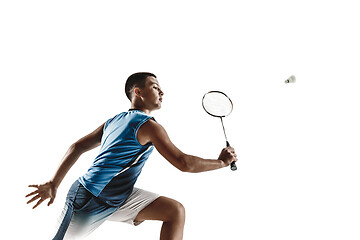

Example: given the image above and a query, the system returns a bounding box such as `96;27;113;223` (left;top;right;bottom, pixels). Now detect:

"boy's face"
136;76;164;110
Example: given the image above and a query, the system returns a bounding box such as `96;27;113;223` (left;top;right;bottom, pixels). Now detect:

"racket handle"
226;141;237;171
230;161;237;171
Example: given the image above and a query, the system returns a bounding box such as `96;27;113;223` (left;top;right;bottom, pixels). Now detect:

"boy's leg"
54;181;118;239
134;196;185;240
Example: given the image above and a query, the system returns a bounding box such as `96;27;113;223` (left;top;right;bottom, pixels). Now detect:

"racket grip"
230;161;237;171
226;141;237;171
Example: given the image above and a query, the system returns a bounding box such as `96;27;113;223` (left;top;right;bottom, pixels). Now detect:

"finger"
27;195;40;204
48;197;54;206
25;190;39;198
33;199;45;209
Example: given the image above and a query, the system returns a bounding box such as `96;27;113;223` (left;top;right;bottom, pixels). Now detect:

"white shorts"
54;182;159;240
108;188;159;226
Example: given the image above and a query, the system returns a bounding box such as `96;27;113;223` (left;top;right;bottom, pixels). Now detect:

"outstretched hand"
26;181;57;209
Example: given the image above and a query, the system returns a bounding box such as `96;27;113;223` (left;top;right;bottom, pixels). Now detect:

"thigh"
134;196;185;222
65;198;117;239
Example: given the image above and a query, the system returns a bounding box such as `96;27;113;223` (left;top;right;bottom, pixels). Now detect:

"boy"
26;72;237;240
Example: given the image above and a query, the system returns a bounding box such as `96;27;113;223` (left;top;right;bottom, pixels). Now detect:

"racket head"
202;91;233;117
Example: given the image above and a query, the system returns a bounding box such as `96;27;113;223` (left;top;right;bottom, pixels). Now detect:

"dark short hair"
125;72;157;100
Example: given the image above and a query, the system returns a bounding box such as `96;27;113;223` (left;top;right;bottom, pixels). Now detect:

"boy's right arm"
137;119;237;173
26;123;105;209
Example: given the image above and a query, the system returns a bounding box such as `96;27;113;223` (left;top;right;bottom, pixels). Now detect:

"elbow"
177;154;194;173
71;142;86;154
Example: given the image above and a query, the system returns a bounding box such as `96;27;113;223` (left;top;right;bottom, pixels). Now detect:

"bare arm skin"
26;123;105;209
137;119;237;173
50;123;105;188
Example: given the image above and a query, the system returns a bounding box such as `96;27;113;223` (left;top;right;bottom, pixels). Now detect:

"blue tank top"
78;110;154;207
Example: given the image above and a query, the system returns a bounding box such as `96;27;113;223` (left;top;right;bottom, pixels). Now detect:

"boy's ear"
134;87;141;97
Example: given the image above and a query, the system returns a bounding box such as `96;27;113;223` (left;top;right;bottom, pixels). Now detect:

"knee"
168;201;185;223
174;201;186;219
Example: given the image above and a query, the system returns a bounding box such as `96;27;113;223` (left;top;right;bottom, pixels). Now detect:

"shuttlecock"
285;75;296;84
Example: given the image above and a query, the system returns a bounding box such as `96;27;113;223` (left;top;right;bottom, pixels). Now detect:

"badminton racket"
202;91;237;171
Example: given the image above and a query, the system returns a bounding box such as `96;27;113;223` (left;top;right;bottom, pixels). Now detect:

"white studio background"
1;0;359;239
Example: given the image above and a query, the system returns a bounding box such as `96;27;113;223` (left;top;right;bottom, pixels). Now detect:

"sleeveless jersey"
78;110;154;207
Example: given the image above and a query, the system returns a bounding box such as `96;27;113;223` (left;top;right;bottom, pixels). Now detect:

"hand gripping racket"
202;91;237;171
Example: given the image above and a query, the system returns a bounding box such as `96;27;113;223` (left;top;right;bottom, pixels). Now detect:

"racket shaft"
220;117;228;142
